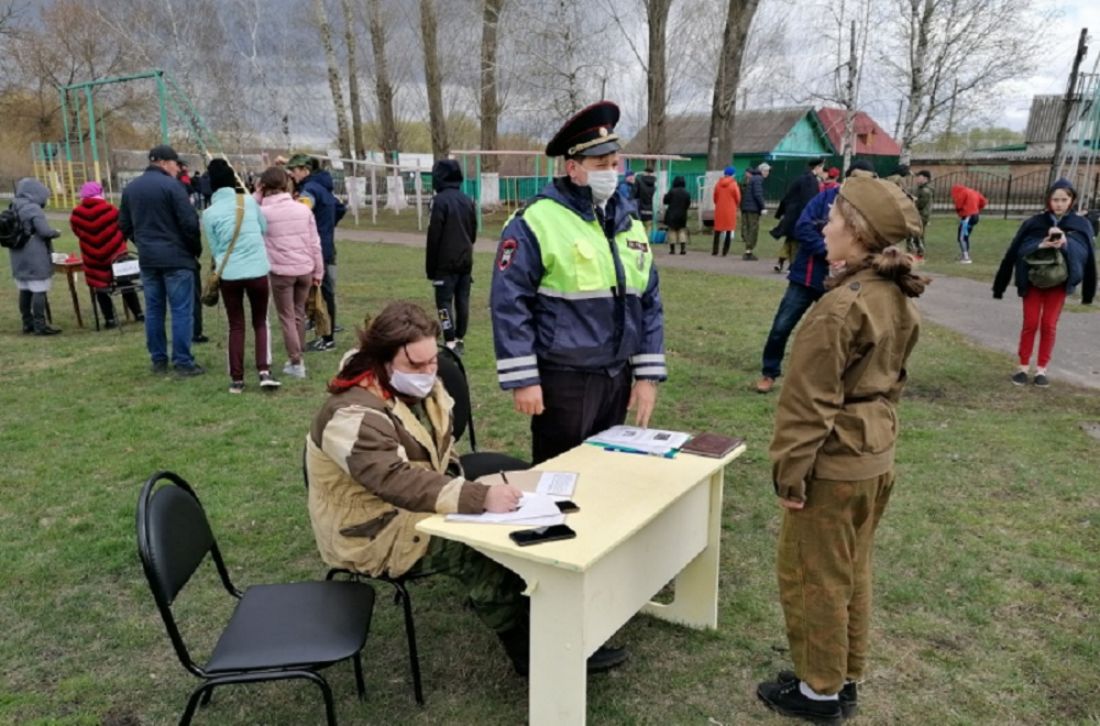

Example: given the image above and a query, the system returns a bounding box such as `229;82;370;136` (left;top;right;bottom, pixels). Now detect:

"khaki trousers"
777;471;895;695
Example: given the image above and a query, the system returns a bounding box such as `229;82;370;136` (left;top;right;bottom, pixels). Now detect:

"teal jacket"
202;187;270;280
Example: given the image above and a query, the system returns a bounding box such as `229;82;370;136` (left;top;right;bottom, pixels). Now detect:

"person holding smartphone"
993;178;1096;387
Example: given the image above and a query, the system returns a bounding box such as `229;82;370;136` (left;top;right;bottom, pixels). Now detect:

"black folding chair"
137;471;376;725
436;346;530;478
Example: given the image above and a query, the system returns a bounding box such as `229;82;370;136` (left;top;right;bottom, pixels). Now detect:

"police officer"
490;101;667;465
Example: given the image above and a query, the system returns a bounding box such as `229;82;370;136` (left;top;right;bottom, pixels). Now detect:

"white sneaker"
283;362;307;379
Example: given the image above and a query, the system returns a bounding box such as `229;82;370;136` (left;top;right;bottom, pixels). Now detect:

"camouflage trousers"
741;212;760;252
779;237;798;263
409;536;528;634
776;471;895;695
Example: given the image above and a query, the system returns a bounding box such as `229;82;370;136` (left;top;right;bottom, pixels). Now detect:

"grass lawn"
1;234;1099;725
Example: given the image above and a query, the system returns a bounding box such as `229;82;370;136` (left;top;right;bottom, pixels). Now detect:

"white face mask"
388;368;436;399
585;169;620;204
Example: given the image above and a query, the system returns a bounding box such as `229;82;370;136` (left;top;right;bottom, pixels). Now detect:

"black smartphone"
509;524;577;547
555;500;580;514
1050;231;1063;240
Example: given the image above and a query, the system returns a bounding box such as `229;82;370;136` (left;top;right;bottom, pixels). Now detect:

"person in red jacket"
712;166;742;256
950;183;987;264
70;181;143;328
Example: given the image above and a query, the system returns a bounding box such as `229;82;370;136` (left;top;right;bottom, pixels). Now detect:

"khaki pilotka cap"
838;176;923;246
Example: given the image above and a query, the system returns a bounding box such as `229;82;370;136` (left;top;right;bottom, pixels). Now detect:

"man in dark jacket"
426;159;478;355
771;158;824;273
119;144;204;376
740;162;769;260
288;154;347;351
756;161;877;393
635;167;657;231
662;176;692;255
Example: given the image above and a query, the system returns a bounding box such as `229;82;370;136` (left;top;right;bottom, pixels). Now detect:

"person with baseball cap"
490;101;667;473
286;153;346;351
757;176;928;723
118;145;204;376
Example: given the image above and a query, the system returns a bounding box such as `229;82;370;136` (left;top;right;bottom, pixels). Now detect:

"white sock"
1036;366;1047;375
1018;364;1029;374
799;681;839;701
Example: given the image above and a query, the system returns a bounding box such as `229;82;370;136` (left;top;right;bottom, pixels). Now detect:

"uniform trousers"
408;536;527;633
777;471;895;695
531;367;632;465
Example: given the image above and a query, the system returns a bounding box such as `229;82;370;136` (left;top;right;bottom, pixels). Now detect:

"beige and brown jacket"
769;267;921;501
306;381;488;577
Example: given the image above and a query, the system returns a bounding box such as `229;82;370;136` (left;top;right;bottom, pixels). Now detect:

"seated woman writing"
305;301;625;674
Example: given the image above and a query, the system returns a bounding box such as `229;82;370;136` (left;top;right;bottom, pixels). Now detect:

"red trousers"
1018;286;1067;368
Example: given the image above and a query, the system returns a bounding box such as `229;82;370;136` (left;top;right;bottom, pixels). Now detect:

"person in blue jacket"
490;101;667;466
119;144;204;376
287;154;347;351
993;178;1096;387
756;160;877;394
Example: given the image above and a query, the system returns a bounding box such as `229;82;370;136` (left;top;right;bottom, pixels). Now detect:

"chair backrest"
436;346;476;449
137;471;237;675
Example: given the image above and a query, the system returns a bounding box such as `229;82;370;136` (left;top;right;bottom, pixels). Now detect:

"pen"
500;470;510;484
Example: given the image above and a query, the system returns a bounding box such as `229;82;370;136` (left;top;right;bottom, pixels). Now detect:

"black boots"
497;624;629;677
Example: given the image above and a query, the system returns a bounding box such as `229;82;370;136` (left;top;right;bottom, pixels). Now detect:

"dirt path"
339;227;1099;390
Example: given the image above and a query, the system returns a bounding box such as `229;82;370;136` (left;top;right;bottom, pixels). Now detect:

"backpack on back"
0;206;30;250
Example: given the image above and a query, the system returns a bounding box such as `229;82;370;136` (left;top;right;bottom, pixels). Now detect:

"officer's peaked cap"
545;101;621;158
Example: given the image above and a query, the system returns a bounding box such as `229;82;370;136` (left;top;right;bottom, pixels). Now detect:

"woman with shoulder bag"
203;158;278;394
993;178;1096;387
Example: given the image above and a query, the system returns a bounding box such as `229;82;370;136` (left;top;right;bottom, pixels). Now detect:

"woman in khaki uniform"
756;177;928;724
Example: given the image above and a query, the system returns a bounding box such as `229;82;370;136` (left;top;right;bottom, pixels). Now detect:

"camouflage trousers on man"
409;535;527;633
776;471;895;695
742;212;760;252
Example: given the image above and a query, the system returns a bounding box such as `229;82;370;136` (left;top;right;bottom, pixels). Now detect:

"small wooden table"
418;442;745;726
52;260;85;328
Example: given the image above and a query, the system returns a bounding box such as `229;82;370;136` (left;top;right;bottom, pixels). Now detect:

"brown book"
680;433;745;458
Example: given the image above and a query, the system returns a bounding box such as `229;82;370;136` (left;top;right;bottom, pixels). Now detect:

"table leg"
528;569;589;726
66;269;84;328
640;469;723;629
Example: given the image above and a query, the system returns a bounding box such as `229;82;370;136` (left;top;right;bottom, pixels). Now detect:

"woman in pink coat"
257;166;324;379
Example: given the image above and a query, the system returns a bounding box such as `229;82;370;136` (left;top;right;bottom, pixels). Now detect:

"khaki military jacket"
306;381;488;577
769;267;921;500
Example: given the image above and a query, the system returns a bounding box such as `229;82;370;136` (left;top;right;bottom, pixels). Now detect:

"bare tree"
419;0;449;158
886;0;1044;163
342;0;366;158
706;0;760;169
368;0;401;160
480;0;504;170
604;0;673;154
313;0;351;157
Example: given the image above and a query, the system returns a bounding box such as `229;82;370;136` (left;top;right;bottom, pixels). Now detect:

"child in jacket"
758;177;928;724
992;178;1096;387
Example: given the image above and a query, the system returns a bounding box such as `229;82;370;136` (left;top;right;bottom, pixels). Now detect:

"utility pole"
842;20;857;172
1050;28;1089;186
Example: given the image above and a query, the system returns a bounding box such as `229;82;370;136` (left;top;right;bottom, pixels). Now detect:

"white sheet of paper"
535;471;578;497
446;493;562;524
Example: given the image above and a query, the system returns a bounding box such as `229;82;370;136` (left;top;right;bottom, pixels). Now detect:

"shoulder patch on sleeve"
848;281;861;291
497;238;518;271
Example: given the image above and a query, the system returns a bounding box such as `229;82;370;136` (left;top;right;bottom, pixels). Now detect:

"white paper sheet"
446;493;563;524
536;471;578;497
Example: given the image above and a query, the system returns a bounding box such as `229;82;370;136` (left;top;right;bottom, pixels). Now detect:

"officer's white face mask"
586;170;619;204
